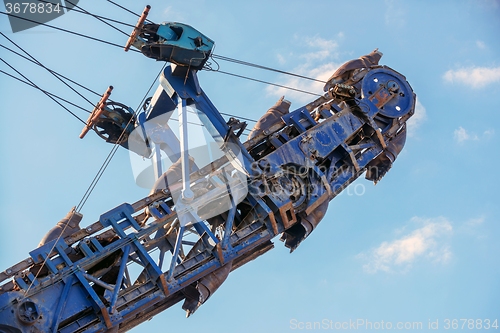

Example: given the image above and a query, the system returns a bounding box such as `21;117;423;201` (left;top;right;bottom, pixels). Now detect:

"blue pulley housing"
136;22;215;69
361;67;414;118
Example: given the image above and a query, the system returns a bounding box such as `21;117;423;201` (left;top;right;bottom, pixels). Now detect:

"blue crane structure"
0;7;416;332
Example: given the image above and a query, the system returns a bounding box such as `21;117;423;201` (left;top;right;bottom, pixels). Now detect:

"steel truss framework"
0;64;415;332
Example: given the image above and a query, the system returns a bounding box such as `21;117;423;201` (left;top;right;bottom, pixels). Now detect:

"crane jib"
0;13;415;333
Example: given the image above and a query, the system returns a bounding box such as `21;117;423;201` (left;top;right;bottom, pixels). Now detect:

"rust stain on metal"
369;86;394;108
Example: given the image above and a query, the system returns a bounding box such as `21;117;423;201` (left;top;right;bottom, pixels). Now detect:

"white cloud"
303;36;338;58
483;129;495;139
443;66;500;88
266;35;343;103
458;216;488;240
276;53;287;66
407;98;427;137
478;0;500;9
465;216;485;227
476;40;486;49
427;245;452;264
453;127;494;143
163;6;185;21
266;62;339;103
384;0;407;28
454;126;478;143
358;217;453;273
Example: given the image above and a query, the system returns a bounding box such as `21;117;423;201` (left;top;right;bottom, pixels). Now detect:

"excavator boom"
0;10;415;332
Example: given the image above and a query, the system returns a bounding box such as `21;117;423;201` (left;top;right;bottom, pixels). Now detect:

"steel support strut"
177;96;194;202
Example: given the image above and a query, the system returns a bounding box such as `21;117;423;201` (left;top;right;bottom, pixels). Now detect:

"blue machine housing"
136;22;215;69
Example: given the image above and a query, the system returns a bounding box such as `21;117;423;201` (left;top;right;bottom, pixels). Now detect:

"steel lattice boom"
0;12;415;333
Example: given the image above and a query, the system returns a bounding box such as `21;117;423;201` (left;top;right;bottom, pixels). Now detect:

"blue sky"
1;0;499;332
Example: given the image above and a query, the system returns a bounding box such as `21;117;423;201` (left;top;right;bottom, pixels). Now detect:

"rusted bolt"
387;80;399;92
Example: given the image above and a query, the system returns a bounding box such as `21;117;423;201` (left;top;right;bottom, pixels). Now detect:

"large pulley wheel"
93;101;135;144
361;67;414;118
